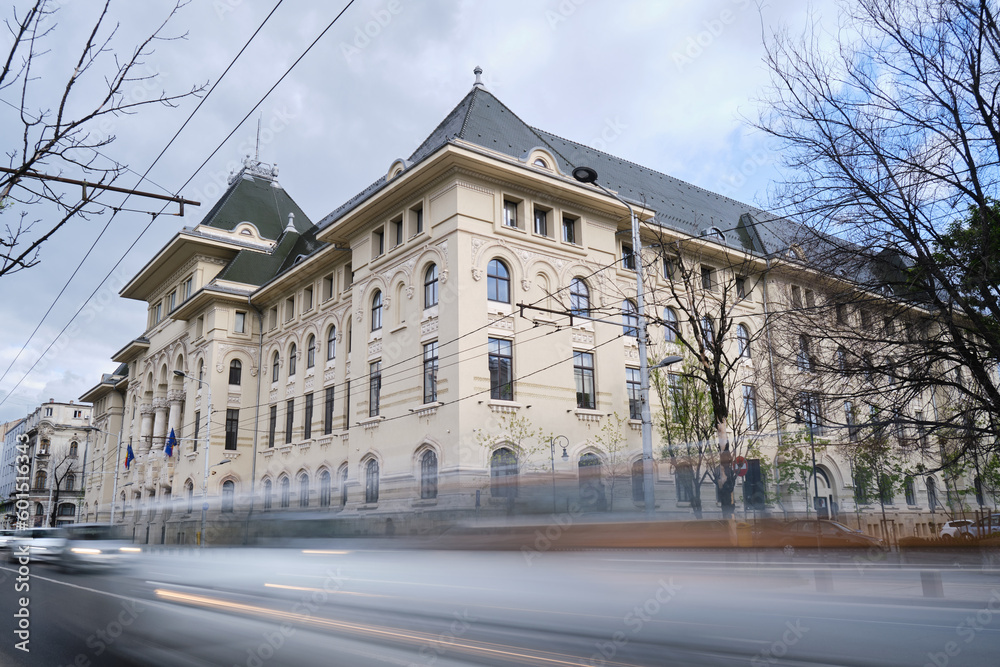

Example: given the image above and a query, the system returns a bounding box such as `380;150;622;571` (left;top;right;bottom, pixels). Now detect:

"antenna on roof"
255;114;262;162
473;65;484;87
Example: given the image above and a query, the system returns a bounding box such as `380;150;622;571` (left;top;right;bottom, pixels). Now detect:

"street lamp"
794;397;822;552
173;369;212;546
550;435;570;512
574;165;666;516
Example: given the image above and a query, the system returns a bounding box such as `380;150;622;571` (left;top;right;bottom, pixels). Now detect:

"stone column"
139;404;155;454
152;397;169;451
167;390;186;448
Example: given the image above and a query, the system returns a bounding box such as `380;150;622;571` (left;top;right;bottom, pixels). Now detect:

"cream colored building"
83;74;988;544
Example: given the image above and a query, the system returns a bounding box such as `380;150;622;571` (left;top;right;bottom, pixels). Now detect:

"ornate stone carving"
140;403;155;416
167;390;186;403
439;269;449;284
368;340;382;356
324;368;336;383
421;318;439;336
152;397;169;411
216;362;224;374
406;286;414;300
471;268;483;281
228;393;241;406
521;279;531;292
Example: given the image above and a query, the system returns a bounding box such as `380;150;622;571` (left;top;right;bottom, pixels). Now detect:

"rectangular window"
574;351;596;410
488;338;513;401
742;385;758;431
412;205;424;235
626;367;641;420
183;276;194;300
503;200;518;228
324;386;335;435
836;303;848;325
667;373;681;419
423;341;439;404
622;244;635;270
701;266;714;291
153;303;162;325
285;297;294;322
344;264;353;288
533;207;548;236
369;361;381;417
323;274;334;301
805;289;816;309
373;229;385;257
225;409;239;450
393;218;403;247
845;401;858;441
268;405;277;447
285;399;294;444
736;277;747;299
267;307;277;331
168;291;177;311
303;286;313;312
344;379;351;430
303;393;313;440
234;311;246;334
799;392;821;435
194;411;200;446
791;285;803;308
562;216;576;244
662;258;675;280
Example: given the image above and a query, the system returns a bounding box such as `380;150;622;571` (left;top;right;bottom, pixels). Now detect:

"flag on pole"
124;443;135;470
165;428;177;458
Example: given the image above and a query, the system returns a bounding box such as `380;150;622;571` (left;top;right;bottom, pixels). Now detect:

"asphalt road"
1;547;999;666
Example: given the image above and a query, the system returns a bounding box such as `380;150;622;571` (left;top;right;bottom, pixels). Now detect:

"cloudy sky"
0;0;836;422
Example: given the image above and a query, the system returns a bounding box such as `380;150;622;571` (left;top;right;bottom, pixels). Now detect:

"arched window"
420;450;438;500
185;481;194;513
198;359;204;384
675;464;695;503
289;344;297;377
66;474;76;491
34;502;43;516
272;352;280;383
307;335;316;368
796;335;812;372
33;470;46;490
327;326;337;361
263;479;272;511
279;476;290;508
424;264;438;308
570;278;589;316
487;259;510;303
579;453;605;510
339;466;349;507
371;291;383;331
365;459;380;504
298;473;310;508
631;460;644;503
926;477;938;511
701;316;714;347
490;448;517;499
737;324;751;359
221;480;235;513
69;441;79;457
622;300;639;337
58;503;75;517
319;470;332;507
229;359;242;385
663;307;678;342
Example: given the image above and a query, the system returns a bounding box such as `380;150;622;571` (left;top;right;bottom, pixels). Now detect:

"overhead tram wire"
0;0;287;400
0;0;373;410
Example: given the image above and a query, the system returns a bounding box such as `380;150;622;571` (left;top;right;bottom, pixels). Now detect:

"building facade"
84;73;991;545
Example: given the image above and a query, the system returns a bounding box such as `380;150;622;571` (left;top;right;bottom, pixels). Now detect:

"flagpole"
108;432;123;525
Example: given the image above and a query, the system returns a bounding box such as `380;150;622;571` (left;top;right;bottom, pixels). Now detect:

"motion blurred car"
7;527;68;564
0;528;16;553
965;515;1000;539
59;523;139;572
753;519;885;551
939;519;974;539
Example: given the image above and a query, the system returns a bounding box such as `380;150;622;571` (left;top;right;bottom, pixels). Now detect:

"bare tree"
645;234;773;518
43;442;81;527
474;412;552;513
756;0;1000;471
0;0;204;277
584;412;633;511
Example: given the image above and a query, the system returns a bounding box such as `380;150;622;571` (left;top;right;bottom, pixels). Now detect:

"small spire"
473;66;484;87
285;211;296;233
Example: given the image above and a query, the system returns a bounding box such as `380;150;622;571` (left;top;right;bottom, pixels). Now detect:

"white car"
939;520;974;539
7;527;68;563
59;524;139;572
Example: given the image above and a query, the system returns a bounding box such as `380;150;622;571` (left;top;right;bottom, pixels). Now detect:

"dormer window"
240;229;252;236
533;158;548;168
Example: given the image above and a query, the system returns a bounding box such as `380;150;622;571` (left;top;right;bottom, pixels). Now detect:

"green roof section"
196;171;312;240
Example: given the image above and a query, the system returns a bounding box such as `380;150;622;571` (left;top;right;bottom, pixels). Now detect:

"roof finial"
473;65;484;87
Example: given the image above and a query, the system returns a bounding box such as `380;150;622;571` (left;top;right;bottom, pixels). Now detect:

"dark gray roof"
315;85;805;255
196;173;312;240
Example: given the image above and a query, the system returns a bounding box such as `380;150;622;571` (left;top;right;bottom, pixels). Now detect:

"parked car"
59;523;138;572
939;520;974;539
753;519;885;551
7;527;68;564
966;515;1000;539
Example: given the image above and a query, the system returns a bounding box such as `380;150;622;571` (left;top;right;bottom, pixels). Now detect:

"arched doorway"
579;453;606;511
809;467;837;519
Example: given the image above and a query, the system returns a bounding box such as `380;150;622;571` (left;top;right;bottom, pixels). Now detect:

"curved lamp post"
550;435;570;512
